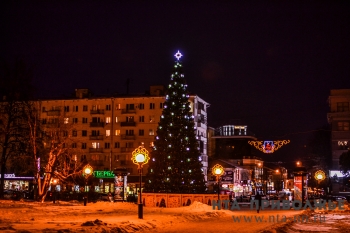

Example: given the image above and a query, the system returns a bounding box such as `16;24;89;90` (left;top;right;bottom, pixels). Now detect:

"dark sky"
1;1;350;162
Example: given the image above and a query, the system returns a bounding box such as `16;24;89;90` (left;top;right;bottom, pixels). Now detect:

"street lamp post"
83;164;93;206
212;164;224;201
52;178;58;204
131;146;150;219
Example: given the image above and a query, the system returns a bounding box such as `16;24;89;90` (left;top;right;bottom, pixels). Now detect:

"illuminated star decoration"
248;140;290;153
314;170;326;181
174;50;183;60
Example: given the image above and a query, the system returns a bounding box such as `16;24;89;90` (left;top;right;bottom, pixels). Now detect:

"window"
82;118;88;123
73;106;78;112
72;143;77;148
42;107;46;112
63;131;68;137
337;102;349;112
83;105;88;111
92;142;100;148
126;142;134;148
72;130;77;137
160;103;164;109
338;141;348;150
150;141;154;147
105;142;110;149
127;116;134;122
115;117;118;123
149;115;155;122
106;104;111;111
82;143;87;149
115;130;120;136
126;104;135;110
82;130;87;136
92;117;101;123
139;116;144;122
150;103;155;109
338;122;350;131
106;130;110;137
105;117;111;124
64;106;69;112
73;118;78;123
114;142;120;148
92;130;100;136
42;118;47;124
139;129;144;136
149;129;154;135
116;104;121;110
139;103;144;109
92;105;99;111
64;118;69;124
126;129;134;135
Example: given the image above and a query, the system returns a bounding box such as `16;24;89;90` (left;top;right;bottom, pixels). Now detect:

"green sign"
93;171;115;178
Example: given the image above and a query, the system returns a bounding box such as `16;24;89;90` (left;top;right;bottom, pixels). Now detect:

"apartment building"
39;86;209;193
327;89;350;169
327;89;350;194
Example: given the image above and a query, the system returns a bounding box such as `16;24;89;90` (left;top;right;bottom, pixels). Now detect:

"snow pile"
186;201;213;212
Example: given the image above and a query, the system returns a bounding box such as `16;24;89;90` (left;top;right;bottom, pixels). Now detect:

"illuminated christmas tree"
145;51;206;193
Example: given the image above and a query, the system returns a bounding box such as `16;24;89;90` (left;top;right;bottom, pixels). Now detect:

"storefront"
1;173;35;191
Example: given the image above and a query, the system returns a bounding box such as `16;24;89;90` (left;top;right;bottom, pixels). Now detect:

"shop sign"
94;171;115;178
0;174;16;178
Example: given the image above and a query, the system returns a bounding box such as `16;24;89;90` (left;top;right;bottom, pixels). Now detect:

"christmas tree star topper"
174;50;183;60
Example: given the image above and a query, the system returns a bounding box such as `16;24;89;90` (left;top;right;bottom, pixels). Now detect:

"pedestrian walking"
255;192;262;213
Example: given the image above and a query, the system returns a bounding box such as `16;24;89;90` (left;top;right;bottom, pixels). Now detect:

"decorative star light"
174;50;183;60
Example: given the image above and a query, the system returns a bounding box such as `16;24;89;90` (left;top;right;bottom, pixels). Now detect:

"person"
108;192;113;202
255;192;262;213
229;193;233;203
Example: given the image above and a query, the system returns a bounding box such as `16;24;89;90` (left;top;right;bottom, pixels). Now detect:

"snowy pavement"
0;200;348;232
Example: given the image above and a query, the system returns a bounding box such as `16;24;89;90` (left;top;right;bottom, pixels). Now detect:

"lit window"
115;130;120;136
64;118;69;124
115;117;118;123
92;142;100;148
106;130;110;137
106;117;111;123
149;129;154;136
338;122;350;131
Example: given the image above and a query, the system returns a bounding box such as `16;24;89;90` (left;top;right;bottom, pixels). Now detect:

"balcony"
121;109;136;114
89;135;104;140
121;134;136;140
89;148;104;153
121;147;133;152
90;160;105;167
45;123;59;128
90;122;105;127
90;109;105;114
46;110;61;116
120;121;136;127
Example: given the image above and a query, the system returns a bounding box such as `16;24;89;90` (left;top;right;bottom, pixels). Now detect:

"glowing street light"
314;170;326;184
131;146;150;219
83;164;93;206
212;164;224;201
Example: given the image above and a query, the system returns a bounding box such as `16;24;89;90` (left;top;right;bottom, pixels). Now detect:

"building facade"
327;89;350;194
39;86;209;195
327;89;350;169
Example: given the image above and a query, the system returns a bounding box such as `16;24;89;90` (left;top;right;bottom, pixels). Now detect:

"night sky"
2;1;350;163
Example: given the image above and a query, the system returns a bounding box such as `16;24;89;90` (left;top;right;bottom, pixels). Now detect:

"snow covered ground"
0;200;349;232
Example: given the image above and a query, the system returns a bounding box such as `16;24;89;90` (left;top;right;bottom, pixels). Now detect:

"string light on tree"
144;51;205;193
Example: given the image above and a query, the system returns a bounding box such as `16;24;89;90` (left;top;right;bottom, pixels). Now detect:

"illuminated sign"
329;170;345;178
93;171;115;178
263;141;275;153
248;140;290;153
